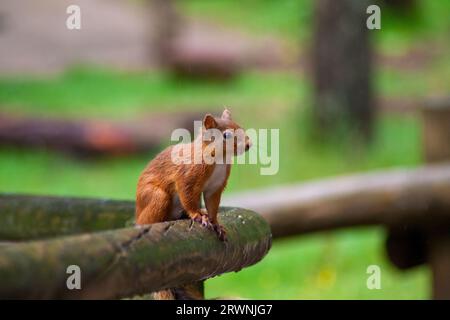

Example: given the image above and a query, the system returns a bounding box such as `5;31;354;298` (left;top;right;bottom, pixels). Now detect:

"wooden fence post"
428;228;450;299
422;97;450;163
422;97;450;299
386;97;450;299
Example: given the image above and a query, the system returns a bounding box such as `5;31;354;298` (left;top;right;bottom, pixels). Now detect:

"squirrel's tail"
152;284;204;300
151;289;176;300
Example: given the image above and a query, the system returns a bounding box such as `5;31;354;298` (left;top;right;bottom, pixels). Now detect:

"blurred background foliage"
0;0;449;299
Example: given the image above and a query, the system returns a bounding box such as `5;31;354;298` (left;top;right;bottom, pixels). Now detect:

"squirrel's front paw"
200;215;212;228
191;211;212;229
213;224;227;242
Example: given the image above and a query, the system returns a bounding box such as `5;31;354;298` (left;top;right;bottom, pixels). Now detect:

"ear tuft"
203;114;217;129
222;108;232;120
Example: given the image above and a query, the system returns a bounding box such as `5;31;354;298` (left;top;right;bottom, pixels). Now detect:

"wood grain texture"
0;208;271;299
0;194;134;240
224;165;450;237
2;165;450;240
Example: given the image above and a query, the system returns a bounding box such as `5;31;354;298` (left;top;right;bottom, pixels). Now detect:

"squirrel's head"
202;109;252;159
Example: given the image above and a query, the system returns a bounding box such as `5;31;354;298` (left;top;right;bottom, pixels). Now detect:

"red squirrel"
136;109;251;242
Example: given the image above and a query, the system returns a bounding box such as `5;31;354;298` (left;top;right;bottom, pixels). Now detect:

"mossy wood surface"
0;207;271;299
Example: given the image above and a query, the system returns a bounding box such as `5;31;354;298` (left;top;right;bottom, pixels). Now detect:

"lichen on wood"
0;207;271;299
0;194;134;240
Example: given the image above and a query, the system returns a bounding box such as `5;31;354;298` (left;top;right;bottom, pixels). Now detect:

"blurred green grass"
207;228;429;299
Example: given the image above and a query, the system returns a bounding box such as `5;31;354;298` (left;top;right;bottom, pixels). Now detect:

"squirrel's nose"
245;141;252;151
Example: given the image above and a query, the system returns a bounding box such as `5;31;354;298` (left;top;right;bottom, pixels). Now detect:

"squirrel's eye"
223;131;233;139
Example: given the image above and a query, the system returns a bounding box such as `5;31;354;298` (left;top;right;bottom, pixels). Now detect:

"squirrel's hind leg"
136;185;171;225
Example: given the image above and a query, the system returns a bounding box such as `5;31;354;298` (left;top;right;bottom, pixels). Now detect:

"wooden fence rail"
2;164;450;240
1;164;449;299
0;208;271;299
224;164;450;299
0;194;134;240
224;164;450;237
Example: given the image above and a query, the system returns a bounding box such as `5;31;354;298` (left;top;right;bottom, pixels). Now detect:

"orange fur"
136;109;250;236
135;109;251;300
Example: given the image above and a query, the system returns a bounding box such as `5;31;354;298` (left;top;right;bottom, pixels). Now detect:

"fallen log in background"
0;111;203;156
0;208;271;299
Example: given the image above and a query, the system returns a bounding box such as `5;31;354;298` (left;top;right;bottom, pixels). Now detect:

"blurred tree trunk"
150;0;181;66
312;0;374;141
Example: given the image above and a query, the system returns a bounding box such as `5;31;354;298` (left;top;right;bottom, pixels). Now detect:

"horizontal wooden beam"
2;165;450;240
224;164;450;237
0;194;134;240
0;208;271;299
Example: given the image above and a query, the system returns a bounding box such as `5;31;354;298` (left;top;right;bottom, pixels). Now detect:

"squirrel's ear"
203;114;217;129
221;108;232;120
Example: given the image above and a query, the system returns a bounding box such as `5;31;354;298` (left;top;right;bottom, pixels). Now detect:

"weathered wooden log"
0;111;202;156
224;165;450;238
0;194;134;240
2;165;450;241
0;208;271;299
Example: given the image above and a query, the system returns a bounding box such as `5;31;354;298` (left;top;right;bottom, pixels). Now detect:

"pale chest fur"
203;164;228;196
169;164;228;220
